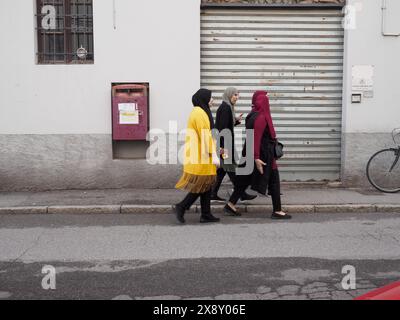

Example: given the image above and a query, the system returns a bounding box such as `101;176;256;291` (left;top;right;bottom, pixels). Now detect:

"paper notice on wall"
118;103;137;112
118;103;139;124
352;65;374;94
120;111;139;125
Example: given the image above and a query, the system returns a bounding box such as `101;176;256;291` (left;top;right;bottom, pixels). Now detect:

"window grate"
35;0;94;64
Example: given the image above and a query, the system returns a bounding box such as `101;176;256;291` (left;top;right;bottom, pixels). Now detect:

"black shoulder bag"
274;141;284;159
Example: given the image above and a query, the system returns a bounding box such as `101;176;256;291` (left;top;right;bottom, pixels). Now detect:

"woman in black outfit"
224;91;291;220
211;87;257;204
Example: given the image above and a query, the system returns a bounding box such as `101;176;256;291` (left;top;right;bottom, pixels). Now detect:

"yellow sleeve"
192;108;216;156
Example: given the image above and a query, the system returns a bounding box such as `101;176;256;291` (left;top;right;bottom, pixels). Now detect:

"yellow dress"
175;107;217;193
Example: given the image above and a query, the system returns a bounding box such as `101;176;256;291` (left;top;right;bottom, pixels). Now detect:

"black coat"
237;111;276;195
215;101;240;162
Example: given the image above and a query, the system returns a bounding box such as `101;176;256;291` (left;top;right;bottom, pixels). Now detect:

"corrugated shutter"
201;9;344;182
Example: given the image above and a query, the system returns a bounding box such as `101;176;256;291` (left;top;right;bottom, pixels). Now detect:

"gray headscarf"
222;87;239;124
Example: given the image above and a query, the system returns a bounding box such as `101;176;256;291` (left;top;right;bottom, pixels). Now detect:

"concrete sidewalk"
0;183;399;215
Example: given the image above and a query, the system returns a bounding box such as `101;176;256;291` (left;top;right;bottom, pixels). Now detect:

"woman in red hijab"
224;91;291;220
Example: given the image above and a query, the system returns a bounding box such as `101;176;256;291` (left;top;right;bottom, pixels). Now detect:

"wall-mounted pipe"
113;0;117;30
382;0;400;36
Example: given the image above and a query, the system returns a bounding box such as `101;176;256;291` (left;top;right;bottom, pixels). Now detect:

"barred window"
35;0;94;64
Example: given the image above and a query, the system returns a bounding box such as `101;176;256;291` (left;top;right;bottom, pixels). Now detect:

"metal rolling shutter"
201;8;344;182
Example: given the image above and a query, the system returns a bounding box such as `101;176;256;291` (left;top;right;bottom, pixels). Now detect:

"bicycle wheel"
366;148;400;193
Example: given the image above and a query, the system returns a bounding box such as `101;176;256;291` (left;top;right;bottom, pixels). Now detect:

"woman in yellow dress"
173;89;221;224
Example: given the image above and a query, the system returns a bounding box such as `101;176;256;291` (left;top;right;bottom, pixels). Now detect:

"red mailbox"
112;84;149;141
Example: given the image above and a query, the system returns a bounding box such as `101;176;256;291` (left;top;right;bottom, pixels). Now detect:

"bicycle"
366;128;400;193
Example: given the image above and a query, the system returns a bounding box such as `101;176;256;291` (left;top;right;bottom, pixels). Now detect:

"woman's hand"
220;148;229;160
236;114;243;124
255;159;266;174
212;152;221;168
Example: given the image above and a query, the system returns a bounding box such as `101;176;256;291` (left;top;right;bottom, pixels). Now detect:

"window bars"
35;0;94;64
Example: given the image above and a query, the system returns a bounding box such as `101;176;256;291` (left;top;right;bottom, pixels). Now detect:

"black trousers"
229;169;282;213
211;168;236;196
177;189;211;214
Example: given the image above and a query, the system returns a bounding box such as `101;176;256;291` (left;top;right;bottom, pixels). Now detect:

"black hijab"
192;88;215;129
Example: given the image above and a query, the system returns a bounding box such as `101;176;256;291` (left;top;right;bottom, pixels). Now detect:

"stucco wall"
1;0;400;190
0;0;201;135
0;0;201;191
341;0;400;187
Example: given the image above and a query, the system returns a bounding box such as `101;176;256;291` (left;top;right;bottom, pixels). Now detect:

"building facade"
0;0;399;191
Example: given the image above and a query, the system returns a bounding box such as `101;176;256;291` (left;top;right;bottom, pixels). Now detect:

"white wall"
0;0;201;134
342;0;400;133
2;0;399;135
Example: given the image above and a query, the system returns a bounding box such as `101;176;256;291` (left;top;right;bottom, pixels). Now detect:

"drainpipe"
113;0;117;30
382;0;400;36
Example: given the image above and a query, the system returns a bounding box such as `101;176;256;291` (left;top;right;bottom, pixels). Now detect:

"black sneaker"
211;194;226;202
200;213;220;223
172;205;185;224
224;204;241;217
271;213;292;220
240;193;257;201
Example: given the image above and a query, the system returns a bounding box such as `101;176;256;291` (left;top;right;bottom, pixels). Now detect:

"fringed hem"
175;172;216;194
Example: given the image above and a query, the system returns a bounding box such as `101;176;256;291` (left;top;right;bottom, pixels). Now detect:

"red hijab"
252;90;267;109
253;92;276;140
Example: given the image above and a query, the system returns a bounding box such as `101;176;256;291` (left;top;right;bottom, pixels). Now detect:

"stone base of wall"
0;135;181;192
0;133;393;191
341;133;397;188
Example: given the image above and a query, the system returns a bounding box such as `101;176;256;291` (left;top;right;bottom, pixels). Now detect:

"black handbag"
274;141;284;159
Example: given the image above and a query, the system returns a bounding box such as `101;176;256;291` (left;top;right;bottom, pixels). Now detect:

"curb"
0;206;48;215
1;204;400;215
314;204;377;214
48;205;121;215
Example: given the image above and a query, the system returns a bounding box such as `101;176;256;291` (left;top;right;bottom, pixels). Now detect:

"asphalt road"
1;212;400;300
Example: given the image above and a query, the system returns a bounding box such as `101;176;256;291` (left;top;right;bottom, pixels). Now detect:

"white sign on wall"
352;65;374;98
